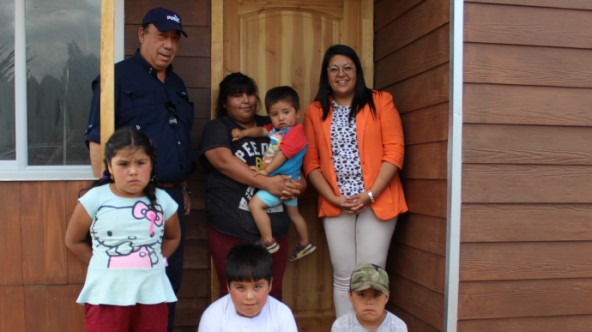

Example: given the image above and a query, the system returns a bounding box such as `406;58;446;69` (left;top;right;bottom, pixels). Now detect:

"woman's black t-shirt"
197;115;291;240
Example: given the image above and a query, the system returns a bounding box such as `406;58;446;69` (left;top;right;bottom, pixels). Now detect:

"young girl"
65;128;181;331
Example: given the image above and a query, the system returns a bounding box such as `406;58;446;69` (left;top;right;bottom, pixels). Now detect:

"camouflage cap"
349;263;389;295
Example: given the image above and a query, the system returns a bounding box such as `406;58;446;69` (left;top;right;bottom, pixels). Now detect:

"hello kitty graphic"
91;201;165;269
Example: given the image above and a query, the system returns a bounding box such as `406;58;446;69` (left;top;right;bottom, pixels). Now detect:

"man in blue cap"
85;7;194;332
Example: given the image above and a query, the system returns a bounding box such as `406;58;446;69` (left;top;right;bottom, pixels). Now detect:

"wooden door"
212;0;374;114
211;1;373;329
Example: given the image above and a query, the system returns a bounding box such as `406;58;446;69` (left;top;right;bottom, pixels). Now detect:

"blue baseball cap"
142;7;188;37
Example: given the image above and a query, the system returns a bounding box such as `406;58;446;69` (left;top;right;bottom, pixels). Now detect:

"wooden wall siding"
0;286;25;332
374;0;450;331
467;0;592;12
463;164;592;203
460;1;592;330
0;181;88;332
465;44;592;87
20;182;67;285
0;183;25;332
64;182;88;283
0;182;23;286
464;85;592;126
374;0;449;61
464;124;592;164
23;285;85;331
462;204;592;242
458;315;592;332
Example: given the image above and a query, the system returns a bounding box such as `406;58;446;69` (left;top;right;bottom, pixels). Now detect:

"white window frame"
0;0;125;180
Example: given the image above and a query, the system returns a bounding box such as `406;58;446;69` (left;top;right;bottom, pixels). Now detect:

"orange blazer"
303;91;408;220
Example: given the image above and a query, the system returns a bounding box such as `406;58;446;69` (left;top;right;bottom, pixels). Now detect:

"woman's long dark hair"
314;44;376;120
215;72;260;119
82;128;159;211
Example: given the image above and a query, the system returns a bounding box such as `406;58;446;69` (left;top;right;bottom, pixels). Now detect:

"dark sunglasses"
165;101;178;127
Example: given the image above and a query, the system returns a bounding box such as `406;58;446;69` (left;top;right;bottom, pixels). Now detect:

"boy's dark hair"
264;86;300;113
84;128;159;210
225;243;273;284
215;72;260;119
314;44;377;121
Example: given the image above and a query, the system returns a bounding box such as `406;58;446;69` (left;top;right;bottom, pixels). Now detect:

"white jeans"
323;209;397;317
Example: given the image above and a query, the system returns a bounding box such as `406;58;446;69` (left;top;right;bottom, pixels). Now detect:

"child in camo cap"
331;263;408;332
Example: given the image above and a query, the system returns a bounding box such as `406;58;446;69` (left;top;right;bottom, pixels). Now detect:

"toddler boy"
232;86;316;261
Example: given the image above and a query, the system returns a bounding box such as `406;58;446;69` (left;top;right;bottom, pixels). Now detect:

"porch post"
99;0;115;172
445;0;464;331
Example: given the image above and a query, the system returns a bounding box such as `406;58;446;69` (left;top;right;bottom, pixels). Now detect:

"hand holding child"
247;164;270;177
231;128;245;141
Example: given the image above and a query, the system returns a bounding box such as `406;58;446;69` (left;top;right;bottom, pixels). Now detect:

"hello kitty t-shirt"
76;184;178;305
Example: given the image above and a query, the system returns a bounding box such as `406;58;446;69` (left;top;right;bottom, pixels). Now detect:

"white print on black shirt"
235;140;282;213
239;186;256;211
235;141;270;163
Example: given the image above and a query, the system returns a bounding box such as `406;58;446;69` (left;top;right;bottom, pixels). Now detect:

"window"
1;0;123;180
0;0;15;162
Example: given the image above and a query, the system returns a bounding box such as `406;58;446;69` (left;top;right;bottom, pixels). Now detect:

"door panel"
211;1;373;328
213;0;373;111
239;10;339;105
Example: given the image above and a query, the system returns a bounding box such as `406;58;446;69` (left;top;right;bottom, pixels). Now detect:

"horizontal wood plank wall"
126;1;212;330
0;181;88;331
374;0;450;331
460;1;592;331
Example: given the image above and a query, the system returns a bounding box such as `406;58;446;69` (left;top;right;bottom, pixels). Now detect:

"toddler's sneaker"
289;242;317;262
255;239;280;254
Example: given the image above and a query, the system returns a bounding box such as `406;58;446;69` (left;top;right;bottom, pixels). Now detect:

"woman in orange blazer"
303;44;408;317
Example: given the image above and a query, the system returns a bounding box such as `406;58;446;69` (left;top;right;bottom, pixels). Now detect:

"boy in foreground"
197;243;298;331
332;263;408;332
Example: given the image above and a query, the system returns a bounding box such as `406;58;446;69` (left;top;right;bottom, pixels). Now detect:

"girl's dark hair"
314;44;376;120
224;243;272;284
83;128;158;210
215;72;260;119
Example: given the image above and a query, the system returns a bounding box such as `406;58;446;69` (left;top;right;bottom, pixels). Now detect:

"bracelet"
367;191;376;203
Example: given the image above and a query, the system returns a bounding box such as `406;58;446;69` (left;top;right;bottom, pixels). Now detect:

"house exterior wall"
374;1;450;331
0;1;212;331
459;0;592;330
5;0;592;331
375;0;592;331
0;181;88;332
